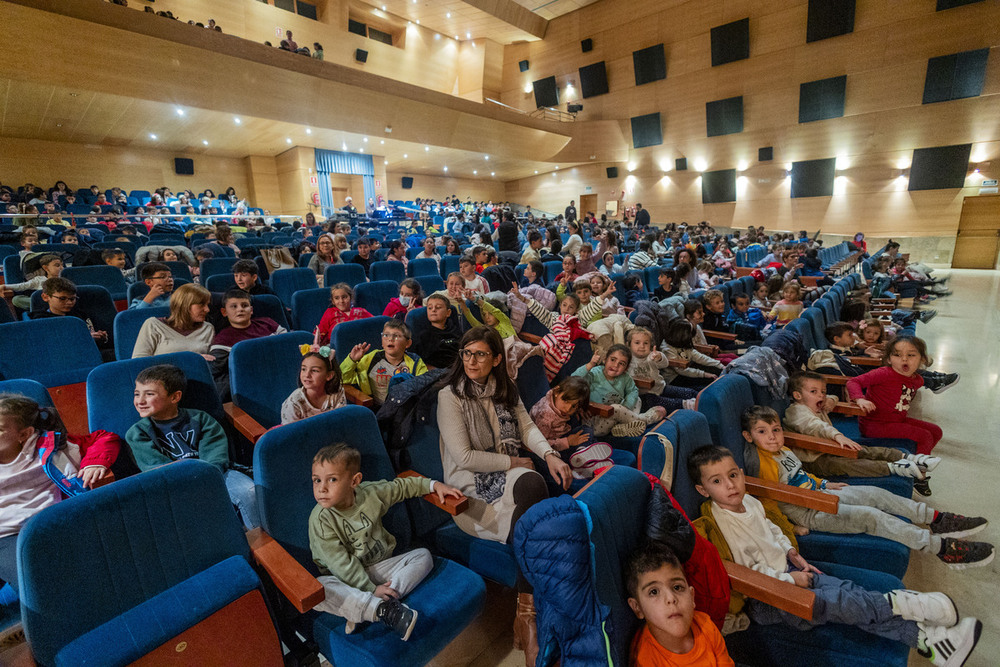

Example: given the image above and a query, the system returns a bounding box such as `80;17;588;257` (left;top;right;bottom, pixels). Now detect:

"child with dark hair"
342;320;428;405
127;364;258;530
662;320;723;389
529;376;614;479
29;277;113;359
688;444;984;666
281;346;346;424
383;278;423;320
572;344;666;438
511;284;597;381
411;294;462;370
626;543;734;666
232;259;274;296
2;253;64;311
519;260;545;288
309;443;461;639
317;283;373;345
652;268;677;301
129;261;174;309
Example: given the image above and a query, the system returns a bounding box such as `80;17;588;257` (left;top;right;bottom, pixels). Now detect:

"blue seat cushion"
311;557;485;667
55;556;260;667
725;561;909;667
797;532;910;579
433;523;518;588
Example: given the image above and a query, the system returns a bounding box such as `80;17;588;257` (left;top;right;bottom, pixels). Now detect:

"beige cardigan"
132;318;214;358
437;384;555;542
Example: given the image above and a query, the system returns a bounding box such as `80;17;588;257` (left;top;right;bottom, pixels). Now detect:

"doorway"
579;194;597;221
952;195;1000;269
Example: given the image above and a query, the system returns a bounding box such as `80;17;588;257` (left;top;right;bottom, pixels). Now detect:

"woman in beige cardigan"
132;283;215;359
436;326;570;665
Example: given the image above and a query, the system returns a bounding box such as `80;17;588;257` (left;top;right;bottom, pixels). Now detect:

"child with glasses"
340;320;428;405
28;277;113;360
129;262;175;309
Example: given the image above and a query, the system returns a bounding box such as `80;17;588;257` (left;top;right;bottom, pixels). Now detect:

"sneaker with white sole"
930;373;960;394
376;599;418;641
930;513;988;539
907;454;942;472
889;459;925;479
888;590;957;627
937;539;995;570
919;617;982;666
569;443;614;479
611;420;647;438
682;398;697;411
914;477;933;497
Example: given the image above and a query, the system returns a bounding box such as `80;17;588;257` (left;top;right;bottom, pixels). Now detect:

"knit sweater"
132;318;214;358
628;351;671;395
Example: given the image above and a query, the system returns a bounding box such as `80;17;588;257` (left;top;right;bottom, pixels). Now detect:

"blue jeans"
748;569;918;647
224;469;260;531
0;535;18;594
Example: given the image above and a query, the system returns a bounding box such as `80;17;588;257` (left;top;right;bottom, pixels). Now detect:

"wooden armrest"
589;402;614;417
847;356;880;367
397;470;469;515
247;528;325;613
224;402;267;444
782;432;858;458
693;344;719;357
91;471;116;489
702;329;737;341
1;641;35;666
724;561;814;621
668;358;689;368
344;385;375;408
745;476;839;514
518;331;542;345
633;378;655;390
818;374;849;385
832;401;865;417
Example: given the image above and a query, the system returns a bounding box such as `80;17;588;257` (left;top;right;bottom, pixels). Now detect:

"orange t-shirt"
630;611;734;667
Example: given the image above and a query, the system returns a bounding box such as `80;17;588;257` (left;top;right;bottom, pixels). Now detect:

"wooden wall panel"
386;172;505;203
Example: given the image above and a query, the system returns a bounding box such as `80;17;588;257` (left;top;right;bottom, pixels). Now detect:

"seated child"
310;443;462;639
192;249;215;284
599;251;622;276
126;364;259;530
697;261;718;288
0;395;119;594
459;256;488;296
742;406;993;570
2;253;63;311
652;268;678;301
341;320;428;405
562;277;612;325
102;248;136;284
129;261;175;309
209;289;286;398
519;232;543;266
281;345;347;424
529;376;614;479
383;278;423;320
588;273;624;317
688;444;983;666
572;344;666;438
768;282;804;327
458;291;537;378
29;277;112;357
317;283;373;345
411;294;462;369
433;272;467;309
576;243;597;275
553;254;579;289
512;285;599;381
661;320;723;390
626;327;698;413
519;260;545;288
750;282;770;309
626;543;735;667
700;290;744;353
784;371;938;493
232;259;275;296
673;265;692;298
724;293;768;339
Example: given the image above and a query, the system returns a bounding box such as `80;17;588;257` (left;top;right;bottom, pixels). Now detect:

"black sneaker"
931;513;988;539
937;538;995;571
918;309;938;323
914;477;933;497
931;373;960;394
376;598;418;641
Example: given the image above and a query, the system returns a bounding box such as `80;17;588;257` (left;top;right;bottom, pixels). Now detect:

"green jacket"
309;476;433;591
340;349;428;396
125;408;229;472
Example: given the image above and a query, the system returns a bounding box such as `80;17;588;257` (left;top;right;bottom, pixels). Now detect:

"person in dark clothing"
29;277;114;361
351;239;374;277
412;294;461;368
231;259;275;296
564;200;577;223
496;215;520;253
634;203;651;229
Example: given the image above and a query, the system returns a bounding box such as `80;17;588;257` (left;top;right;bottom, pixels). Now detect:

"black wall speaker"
401;177;413;189
518;59;530;72
606;167;618;178
711;18;750;66
532;76;559;108
355;49;368;63
702;169;737;204
758;146;774;162
791;158;837;198
174;158;194;175
630;112;663;149
567;104;583;113
909;144;973;191
633;44;666;86
675;158;688;171
581;38;593;52
806;0;855;43
578;61;609;98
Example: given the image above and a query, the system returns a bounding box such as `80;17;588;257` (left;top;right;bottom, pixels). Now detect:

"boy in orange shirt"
626;543;734;666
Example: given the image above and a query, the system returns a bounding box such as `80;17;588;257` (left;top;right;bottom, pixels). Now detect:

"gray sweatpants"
314;548;434;623
779;485;940;553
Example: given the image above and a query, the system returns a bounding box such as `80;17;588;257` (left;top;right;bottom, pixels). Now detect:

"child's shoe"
682;398;697;411
930;513;988;539
887;590;957;626
569;443;614;479
889;459;924;479
918;617;982;666
937;538;995;570
929;373;959;394
914;477;933;497
612;420;647;438
907;453;942;472
375;598;418;641
638;408;665;424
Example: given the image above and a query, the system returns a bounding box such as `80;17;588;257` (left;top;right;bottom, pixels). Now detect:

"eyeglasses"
50;295;77;302
151;274;173;281
459;349;492;361
381;333;407;341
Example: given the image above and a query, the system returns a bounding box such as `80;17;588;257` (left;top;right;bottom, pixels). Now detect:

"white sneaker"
638;409;662;424
907;454;942;473
682;398;697;410
919;617;982;666
889;459;925;479
889;590;957;626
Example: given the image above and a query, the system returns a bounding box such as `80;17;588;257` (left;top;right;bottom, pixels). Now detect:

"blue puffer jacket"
513;496;620;667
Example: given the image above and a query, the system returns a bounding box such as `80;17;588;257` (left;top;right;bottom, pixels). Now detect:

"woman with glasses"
436;327;571;662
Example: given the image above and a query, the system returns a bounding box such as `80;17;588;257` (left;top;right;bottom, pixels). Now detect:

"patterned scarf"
458;376;523;503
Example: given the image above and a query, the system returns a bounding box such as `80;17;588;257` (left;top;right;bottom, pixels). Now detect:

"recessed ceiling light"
466;32;471;38
175;108;185;116
363;137;368;142
435;34;440;40
305;128;312;134
359;147;364;152
286;137;293;144
424;146;430;151
403;154;408;158
455;35;459;40
491;171;495;176
446;12;451;18
443;166;448;172
149;133;157;140
384;160;388;164
534;170;538;174
381;5;386;10
554;166;559;169
234;117;241;124
415;20;420;25
484;155;489;160
202;140;209;146
380;140;384;144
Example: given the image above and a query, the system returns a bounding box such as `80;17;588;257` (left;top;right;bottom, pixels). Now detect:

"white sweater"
132;318;215;358
712;494;794;584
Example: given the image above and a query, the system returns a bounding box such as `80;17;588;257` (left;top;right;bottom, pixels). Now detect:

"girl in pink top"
846;336;942;455
316;282;372;344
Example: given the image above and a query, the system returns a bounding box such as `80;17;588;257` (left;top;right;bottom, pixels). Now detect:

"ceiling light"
554;166;559;170
737;160;749;172
446;12;451;18
149;133;157;140
491;172;495;176
202;140;208;146
403;153;408;158
523;83;532;94
455;35;460;40
416;20;420;25
443;166;448;172
484;155;489;160
359;147;364;152
435;33;440;40
466;32;471;38
233;117;241;125
534;170;538;174
286;137;293;144
380;140;384;144
627;162;636;172
896;157;910;170
473;170;478;175
305;128;312;134
175;108;185;116
660;160;671;172
363;137;368;142
425;146;430;151
835;155;850;170
381;5;386;10
384;160;388;164
693;158;708;172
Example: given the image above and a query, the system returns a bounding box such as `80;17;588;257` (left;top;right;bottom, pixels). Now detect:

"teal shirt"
571;364;640;411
